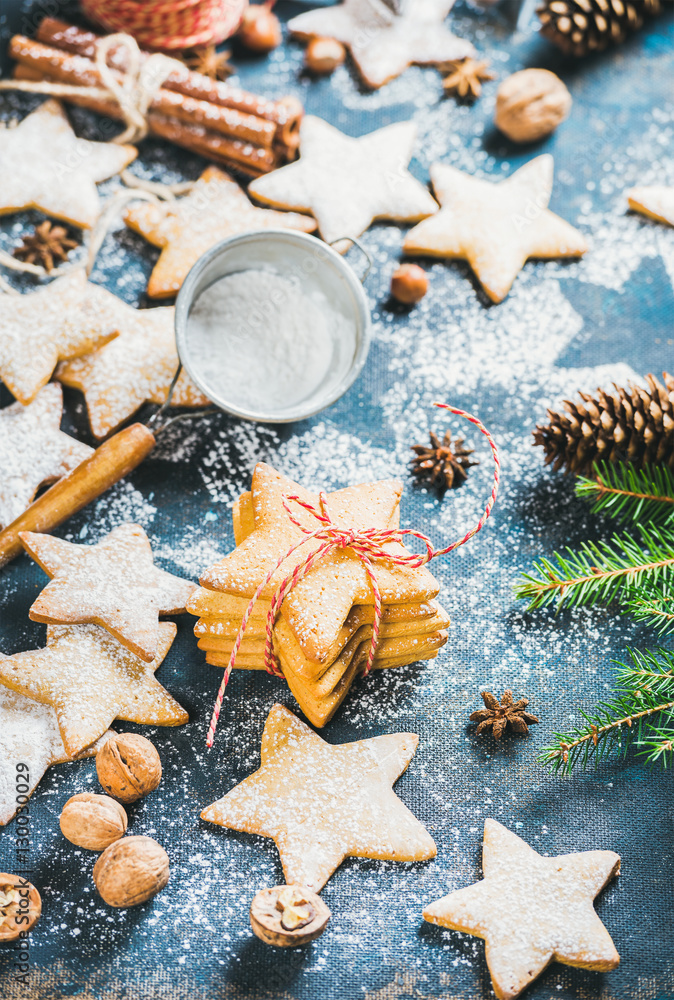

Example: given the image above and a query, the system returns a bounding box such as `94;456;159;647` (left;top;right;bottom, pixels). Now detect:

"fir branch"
624;580;674;636
515;524;674;610
540;648;674;772
576;462;674;526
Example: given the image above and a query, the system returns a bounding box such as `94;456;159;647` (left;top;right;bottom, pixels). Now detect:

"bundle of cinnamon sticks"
7;18;302;176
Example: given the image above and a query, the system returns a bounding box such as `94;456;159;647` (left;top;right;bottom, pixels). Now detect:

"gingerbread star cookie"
627;186;674;227
56;283;209;437
200;463;439;663
0;384;92;530
0;623;188;757
20;524;197;662
248;117;438;245
0;99;136;229
0;685;113;826
124;165;316;298
0;269;120;404
202;703;436;890
424;819;620;1000
404;154;588;302
289;0;474;89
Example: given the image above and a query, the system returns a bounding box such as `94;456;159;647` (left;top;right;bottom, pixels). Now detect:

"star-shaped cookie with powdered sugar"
21;523;196;662
0;383;92;530
56;283;209;437
124;165;316;298
424;819;620;1000
0;685;114;826
404;155;588;303
289;0;473;89
202;704;436;890
0;99;136;228
0;623;188;757
199;462;439;664
627;185;674;227
0;269;119;404
249;117;438;245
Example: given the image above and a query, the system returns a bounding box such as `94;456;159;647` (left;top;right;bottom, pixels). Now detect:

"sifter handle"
0;422;156;570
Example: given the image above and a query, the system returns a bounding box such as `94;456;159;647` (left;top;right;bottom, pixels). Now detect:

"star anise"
410;430;478;490
181;45;234;81
470;690;540;741
441;58;495;99
13;221;79;273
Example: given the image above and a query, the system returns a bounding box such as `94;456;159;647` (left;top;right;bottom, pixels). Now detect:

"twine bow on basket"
206;404;501;747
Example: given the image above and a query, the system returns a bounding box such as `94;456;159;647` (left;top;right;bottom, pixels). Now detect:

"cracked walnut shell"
96;732;162;803
0;874;41;941
59;792;127;851
93;836;169;908
250;885;331;946
494;69;572;144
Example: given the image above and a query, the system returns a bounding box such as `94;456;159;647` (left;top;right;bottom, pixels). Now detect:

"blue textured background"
1;1;674;997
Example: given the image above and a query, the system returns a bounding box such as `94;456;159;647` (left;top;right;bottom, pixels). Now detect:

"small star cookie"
0;269;119;404
0;383;92;530
423;819;620;1000
201;703;436;890
21;524;197;662
289;0;474;89
627;186;674;227
404;154;587;303
0;99;137;229
248;117;438;245
0;623;188;757
0;685;113;826
56;283;209;437
124;165;316;298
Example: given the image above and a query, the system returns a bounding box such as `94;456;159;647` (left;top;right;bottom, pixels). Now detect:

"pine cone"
537;0;661;57
534;372;674;475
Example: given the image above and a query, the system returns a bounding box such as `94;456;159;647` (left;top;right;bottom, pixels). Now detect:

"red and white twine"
206;405;501;747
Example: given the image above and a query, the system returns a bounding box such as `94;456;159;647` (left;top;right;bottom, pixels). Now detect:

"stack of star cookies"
188;463;449;727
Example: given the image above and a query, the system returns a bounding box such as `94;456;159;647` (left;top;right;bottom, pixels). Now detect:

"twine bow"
206;404;501;747
0;32;181;145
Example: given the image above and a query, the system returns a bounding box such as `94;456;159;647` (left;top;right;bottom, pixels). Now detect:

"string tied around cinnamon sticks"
0;31;183;145
206;403;501;747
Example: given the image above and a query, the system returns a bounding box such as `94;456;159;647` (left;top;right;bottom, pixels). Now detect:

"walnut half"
0;874;41;941
250;884;330;947
494;69;572;144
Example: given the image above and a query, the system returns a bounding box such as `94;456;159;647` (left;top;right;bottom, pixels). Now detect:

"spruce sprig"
515;524;674;610
625;580;674;636
539;648;674;772
576;462;674;525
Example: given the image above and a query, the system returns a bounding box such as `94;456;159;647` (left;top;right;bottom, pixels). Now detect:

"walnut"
250;884;331;946
0;873;41;941
96;733;162;803
59;792;127;851
494;69;572;144
93;836;169;908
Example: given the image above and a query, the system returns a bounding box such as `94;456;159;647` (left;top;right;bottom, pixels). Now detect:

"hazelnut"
250;884;330;946
0;874;41;941
238;3;282;53
391;263;429;305
494;68;572;144
304;38;346;74
93;836;169;908
96;733;162;803
59;792;127;851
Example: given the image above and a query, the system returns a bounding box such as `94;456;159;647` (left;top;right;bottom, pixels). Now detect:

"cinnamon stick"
12;64;277;176
10;36;278;150
35;18;301;155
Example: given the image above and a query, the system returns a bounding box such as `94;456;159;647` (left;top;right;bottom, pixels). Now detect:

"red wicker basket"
80;0;247;50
